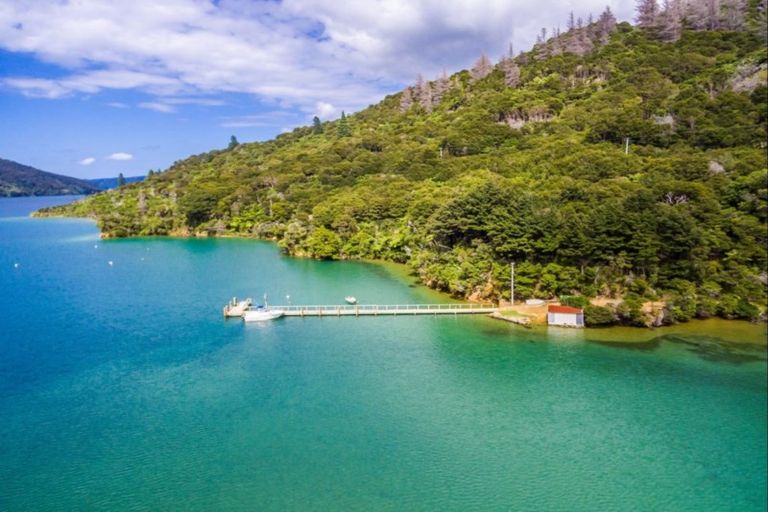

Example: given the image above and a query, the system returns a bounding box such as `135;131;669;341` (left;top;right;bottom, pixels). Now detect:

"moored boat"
243;307;284;322
243;293;284;322
345;296;357;304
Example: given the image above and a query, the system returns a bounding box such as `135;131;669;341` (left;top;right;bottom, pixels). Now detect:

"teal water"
1;196;766;511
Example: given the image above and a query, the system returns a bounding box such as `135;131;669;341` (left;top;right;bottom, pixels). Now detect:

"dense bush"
560;295;590;309
584;305;618;326
38;23;767;324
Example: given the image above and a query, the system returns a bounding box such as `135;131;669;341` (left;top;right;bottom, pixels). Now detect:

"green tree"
337;111;351;137
228;135;239;150
117;173;126;187
312;116;323;134
178;184;227;227
560;295;589;308
584;305;617;326
307;227;342;259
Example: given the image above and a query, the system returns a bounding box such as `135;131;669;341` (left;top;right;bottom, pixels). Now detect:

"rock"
489;312;531;327
729;61;768;93
708;160;725;174
651;308;668;327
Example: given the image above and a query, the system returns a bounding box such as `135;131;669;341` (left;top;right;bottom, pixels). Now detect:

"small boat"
243;306;284;322
345;296;357;304
243;294;284;322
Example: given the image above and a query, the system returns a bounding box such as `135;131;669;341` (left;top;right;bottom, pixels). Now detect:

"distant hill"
87;176;144;190
0;158;100;197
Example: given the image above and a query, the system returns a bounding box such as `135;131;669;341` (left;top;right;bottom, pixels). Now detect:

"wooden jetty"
224;302;498;318
223;297;253;317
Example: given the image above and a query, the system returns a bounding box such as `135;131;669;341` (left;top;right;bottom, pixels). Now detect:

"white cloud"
0;1;636;113
220;111;300;128
315;101;336;119
139;101;175;113
79;157;96;165
2;77;70;98
220;119;271;128
107;152;134;161
165;97;226;106
107;101;128;108
138;97;225;113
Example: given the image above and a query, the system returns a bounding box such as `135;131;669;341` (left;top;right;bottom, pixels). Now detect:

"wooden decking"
223;297;253;317
224;302;498;318
279;304;497;317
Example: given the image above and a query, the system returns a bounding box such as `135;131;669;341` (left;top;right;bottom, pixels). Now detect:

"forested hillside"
0;158;99;197
38;1;768;324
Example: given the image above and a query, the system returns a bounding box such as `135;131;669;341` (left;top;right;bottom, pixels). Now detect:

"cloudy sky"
0;0;634;178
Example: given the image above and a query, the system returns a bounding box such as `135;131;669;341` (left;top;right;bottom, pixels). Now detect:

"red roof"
548;305;583;314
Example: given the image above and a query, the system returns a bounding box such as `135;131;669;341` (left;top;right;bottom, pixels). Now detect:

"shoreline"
29;211;768;344
541;318;767;347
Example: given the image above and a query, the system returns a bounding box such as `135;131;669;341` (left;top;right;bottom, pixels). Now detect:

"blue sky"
0;0;633;179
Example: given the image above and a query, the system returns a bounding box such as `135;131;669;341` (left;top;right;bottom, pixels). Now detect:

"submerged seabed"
1;196;766;512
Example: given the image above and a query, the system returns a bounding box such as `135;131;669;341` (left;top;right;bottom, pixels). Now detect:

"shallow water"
1;196;766;511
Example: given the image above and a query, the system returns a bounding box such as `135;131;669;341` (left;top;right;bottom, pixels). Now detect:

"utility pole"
510;261;515;306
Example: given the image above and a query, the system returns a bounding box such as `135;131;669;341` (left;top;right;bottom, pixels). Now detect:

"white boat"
243;294;284;322
243;307;284;322
345;296;357;304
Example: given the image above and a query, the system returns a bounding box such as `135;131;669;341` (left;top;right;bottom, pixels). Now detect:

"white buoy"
108;261;114;266
94;244;98;249
13;263;19;268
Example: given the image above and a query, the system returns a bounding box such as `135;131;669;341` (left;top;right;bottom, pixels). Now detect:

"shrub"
584;305;617;326
666;294;696;322
717;294;740;318
617;296;647;326
560;295;589;308
734;299;759;321
306;227;341;259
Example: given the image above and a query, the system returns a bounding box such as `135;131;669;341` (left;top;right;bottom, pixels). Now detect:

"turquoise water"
1;196;766;511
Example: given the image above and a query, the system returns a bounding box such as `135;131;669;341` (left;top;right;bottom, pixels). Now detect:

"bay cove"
1;196;766;511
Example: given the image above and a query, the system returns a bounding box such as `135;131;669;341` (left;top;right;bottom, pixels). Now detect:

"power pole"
510;261;515;306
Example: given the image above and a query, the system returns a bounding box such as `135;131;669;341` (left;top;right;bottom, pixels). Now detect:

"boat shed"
547;305;585;328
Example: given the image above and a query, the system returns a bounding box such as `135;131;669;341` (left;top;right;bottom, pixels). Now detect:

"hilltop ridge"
0;158;100;197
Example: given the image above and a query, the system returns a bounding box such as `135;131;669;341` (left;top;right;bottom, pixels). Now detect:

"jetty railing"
277;303;495;312
272;303;498;317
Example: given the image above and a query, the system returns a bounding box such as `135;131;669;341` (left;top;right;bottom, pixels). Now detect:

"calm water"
1;196;766;511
